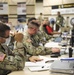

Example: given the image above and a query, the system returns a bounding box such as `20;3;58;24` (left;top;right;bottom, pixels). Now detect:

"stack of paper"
25;61;45;67
25;56;58;72
44;42;61;48
28;66;50;72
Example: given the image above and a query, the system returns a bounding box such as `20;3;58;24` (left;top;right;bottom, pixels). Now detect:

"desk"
8;33;72;75
8;69;68;75
9;55;70;75
9;36;72;75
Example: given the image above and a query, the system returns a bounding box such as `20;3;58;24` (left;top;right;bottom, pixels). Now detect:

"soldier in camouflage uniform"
0;23;43;75
15;33;43;62
40;19;61;35
38;13;44;25
56;11;65;27
22;21;53;56
0;23;25;75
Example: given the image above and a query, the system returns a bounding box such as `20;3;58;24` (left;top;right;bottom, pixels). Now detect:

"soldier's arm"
0;50;25;71
38;31;52;45
23;40;51;56
44;32;52;41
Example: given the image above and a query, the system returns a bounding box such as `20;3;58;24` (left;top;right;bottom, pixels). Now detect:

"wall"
0;0;74;26
0;0;35;25
43;0;74;26
35;2;43;18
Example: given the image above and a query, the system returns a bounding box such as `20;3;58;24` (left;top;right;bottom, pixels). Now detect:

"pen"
41;66;49;68
42;66;44;68
45;60;54;63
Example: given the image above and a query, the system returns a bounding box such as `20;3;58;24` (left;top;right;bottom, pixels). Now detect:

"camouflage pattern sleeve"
42;31;52;41
25;54;32;61
0;47;25;71
23;39;51;55
37;31;52;45
22;31;52;56
56;16;64;26
14;41;32;61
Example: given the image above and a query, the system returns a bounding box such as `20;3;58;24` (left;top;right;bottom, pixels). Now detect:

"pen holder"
69;47;73;57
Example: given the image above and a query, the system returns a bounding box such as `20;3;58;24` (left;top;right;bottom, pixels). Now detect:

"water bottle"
69;47;73;57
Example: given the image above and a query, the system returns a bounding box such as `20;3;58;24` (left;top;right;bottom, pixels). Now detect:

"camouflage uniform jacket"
56;15;64;26
0;44;25;75
14;41;30;61
37;30;52;45
23;31;52;56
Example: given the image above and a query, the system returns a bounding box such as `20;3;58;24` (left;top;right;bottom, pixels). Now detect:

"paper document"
44;42;61;48
39;56;58;62
28;66;49;72
25;56;58;67
25;62;45;67
25;56;58;72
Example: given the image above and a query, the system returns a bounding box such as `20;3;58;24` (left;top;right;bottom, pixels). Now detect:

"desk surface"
8;35;72;75
9;55;70;75
8;69;67;75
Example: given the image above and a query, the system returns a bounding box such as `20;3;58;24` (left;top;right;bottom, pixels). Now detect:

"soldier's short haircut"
28;21;40;29
28;17;36;23
0;23;11;37
40;13;42;15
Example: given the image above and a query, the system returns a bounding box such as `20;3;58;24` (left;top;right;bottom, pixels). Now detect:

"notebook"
44;42;61;48
28;66;49;72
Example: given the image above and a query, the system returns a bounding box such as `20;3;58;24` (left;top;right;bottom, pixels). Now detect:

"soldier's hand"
27;39;32;43
0;54;6;62
51;48;60;53
29;56;43;62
